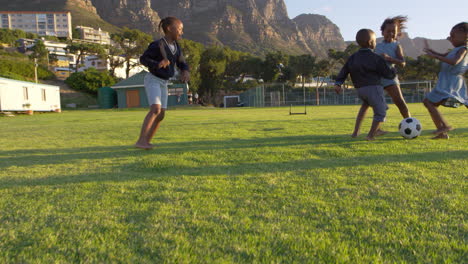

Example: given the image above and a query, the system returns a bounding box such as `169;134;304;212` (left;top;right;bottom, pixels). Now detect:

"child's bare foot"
365;136;376;141
134;143;153;150
432;133;449;139
375;129;388;136
432;126;453;135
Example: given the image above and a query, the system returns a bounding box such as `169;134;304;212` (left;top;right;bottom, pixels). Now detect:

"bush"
65;68;117;95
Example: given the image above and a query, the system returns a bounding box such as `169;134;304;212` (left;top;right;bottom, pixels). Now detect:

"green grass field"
0;104;466;263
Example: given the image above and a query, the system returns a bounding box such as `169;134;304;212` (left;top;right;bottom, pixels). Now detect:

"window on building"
41;89;47;101
23;87;29;100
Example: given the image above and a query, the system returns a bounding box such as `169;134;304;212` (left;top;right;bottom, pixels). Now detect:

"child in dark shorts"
334;29;397;141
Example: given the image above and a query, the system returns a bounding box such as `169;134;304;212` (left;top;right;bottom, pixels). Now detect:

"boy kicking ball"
334;29;397;141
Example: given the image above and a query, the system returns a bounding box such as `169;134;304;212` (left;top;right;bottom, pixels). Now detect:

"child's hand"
381;53;392;62
158;59;170;69
334;85;343;94
180;70;190;83
424;48;436;58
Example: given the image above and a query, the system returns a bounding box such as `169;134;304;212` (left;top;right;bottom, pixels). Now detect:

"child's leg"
135;104;164;149
423;98;452;134
353;103;369;137
367;101;387;141
367;120;383;141
432;133;449;139
385;84;410;118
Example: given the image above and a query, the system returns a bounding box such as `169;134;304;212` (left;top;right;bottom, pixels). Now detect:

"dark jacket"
335;48;396;88
140;38;189;80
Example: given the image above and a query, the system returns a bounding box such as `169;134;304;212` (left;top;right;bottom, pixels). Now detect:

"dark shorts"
357;85;387;122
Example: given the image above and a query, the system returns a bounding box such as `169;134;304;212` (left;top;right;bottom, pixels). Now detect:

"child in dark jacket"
335;29;396;141
135;17;190;149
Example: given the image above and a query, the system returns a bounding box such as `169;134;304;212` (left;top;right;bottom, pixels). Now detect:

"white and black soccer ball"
399;117;422;139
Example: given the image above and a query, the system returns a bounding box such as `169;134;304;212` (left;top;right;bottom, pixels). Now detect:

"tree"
179;39;204;92
111;28;152;78
66;42;105;72
399;55;439;81
289;54;316;86
65;67;117;95
29;40;48;65
315;59;334;98
104;44;125;78
0;28;26;46
199;46;227;102
263;51;289;82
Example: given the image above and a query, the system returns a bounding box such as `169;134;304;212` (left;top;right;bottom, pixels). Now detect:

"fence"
239;81;434;107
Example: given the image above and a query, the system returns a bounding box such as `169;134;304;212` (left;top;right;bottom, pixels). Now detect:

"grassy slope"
0;104;466;262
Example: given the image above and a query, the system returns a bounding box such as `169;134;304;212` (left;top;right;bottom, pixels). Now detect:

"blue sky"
284;0;468;41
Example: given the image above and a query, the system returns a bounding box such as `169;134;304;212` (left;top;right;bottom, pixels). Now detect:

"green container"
98;86;117;109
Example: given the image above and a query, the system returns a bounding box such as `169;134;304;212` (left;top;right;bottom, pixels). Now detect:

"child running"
352;16;411;137
423;22;468;139
335;29;396;141
135;17;190;149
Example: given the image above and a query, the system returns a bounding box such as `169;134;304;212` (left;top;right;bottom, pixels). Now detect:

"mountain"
396;33;452;58
0;0;346;57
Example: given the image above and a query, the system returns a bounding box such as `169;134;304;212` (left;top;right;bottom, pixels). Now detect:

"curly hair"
380;15;408;34
452;22;468;33
158;17;181;34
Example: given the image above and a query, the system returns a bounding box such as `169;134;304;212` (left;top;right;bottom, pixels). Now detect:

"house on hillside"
0;77;61;113
109;71;189;108
78;55;145;79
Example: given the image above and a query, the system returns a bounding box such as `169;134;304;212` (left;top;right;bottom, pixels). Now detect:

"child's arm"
381;44;406;67
426;47;467;65
176;46;190;82
140;42;170;70
424;48;449;58
334;61;349;94
376;56;397;80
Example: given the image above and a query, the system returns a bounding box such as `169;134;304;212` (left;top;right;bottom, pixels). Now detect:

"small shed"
0;77;61;112
111;71;189;108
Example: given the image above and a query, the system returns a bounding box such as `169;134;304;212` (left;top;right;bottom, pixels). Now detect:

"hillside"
1;0;346;57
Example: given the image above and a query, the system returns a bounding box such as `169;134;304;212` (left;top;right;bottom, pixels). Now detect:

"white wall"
0;77;60;112
78;55;146;79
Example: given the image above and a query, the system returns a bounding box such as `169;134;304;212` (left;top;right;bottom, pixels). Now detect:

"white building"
79;55;146;79
75;26;111;45
0;77;61;112
0;11;72;39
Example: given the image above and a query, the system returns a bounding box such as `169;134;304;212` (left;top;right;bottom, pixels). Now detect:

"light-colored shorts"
382;76;400;88
144;73;168;108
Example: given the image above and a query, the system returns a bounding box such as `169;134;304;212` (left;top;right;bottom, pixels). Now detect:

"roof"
112;71;147;89
111;71;188;89
0;77;60;89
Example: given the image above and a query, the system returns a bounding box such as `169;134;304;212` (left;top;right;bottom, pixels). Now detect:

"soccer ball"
399;117;422;139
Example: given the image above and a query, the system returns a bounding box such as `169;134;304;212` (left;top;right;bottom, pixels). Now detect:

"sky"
284;0;468;41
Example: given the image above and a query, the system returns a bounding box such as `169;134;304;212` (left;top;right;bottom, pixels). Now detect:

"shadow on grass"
1;128;466;169
0;134;379;168
0;135;466;189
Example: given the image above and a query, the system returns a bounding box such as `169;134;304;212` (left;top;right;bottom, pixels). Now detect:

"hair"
380;15;408;36
356;29;375;48
452;22;468;34
158;17;181;34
